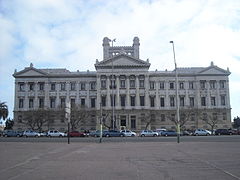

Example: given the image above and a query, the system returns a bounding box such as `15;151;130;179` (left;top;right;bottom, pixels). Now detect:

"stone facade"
13;37;232;132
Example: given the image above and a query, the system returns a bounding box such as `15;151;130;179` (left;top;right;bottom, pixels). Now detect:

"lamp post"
170;41;180;143
99;102;103;143
111;38;116;130
65;100;71;144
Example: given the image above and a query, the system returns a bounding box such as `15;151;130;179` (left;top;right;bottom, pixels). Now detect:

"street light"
111;38;116;130
170;41;180;143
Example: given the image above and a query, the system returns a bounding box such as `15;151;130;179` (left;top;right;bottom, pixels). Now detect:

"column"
126;76;130;108
116;75;120;108
136;75;140;107
107;76;111;108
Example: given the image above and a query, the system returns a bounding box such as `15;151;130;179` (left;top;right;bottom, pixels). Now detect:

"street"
0;136;240;180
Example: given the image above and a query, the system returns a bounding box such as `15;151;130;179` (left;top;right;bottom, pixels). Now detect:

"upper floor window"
39;82;44;91
139;80;144;88
19;83;25;91
130;80;135;88
160;97;165;107
120;80;126;88
91;98;96;108
80;82;86;90
60;97;65;108
200;80;206;89
210;80;216;89
149;81;155;90
201;97;206;106
101;96;106;107
189;97;194;107
29;83;34;91
101;80;106;89
50;83;56;91
170;82;174;89
50;98;55;108
140;96;145;106
29;98;34;108
211;97;216;106
110;80;116;89
60;83;66;91
150;96;155;107
220;80;226;89
180;96;185;106
39;98;44;108
120;95;126;107
70;82;76;91
189;81;194;89
90;81;96;90
81;98;85;106
160;81;164;89
170;97;175;107
130;96;135;106
19;98;24;108
221;95;226;106
179;82;184;89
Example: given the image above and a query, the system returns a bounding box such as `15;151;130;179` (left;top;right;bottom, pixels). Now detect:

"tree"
0;102;8;120
201;109;221;134
70;105;90;131
233;116;240;129
5;118;14;130
140;110;155;130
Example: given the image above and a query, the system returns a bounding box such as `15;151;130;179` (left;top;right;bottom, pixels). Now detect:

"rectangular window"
130;80;135;88
179;82;184;89
180;96;185;106
190;114;195;121
110;79;116;89
70;82;76;91
19;83;25;91
160;114;165;121
29;98;34;108
39;98;44;108
120;116;127;126
70;98;75;107
110;95;116;107
211;97;216;106
130;116;136;129
201;97;206;106
170;97;175;107
189;81;194;89
51;83;55;91
81;98;85;106
120;80;125;88
140;96;145;106
101;80;106;89
170;82;174;89
220;80;226;89
210;81;216;89
120;95;126;107
90;81;96;90
160;97;165;107
39;82;44;91
91;98;96;108
130;96;135;106
189;97;194;107
149;81;155;90
60;98;65;108
139;80;144;88
50;98;55;108
19;99;24;108
160;81;164;89
60;83;66;91
200;80;206;89
80;83;85;90
221;95;226;106
29;83;34;91
101;96;106;107
150;96;155;107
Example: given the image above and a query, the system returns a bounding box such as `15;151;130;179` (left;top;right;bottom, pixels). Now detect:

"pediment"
95;54;150;69
13;67;47;77
198;66;230;75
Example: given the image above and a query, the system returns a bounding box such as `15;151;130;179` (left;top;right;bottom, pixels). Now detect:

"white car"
121;130;137;137
140;130;158;137
194;129;211;136
47;130;66;137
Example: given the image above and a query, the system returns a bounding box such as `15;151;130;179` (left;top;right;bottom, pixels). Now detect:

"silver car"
194;129;211;136
23;130;40;137
47;130;66;137
140;130;158;137
121;130;137;137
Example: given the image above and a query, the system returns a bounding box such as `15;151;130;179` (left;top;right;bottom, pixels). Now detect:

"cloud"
0;0;240;119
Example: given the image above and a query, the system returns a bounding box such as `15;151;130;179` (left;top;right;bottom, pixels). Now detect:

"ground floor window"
130;115;136;129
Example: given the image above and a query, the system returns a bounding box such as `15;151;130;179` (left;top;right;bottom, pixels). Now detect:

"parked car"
161;130;177;136
121;130;137;137
194;129;211;136
103;130;125;137
140;130;158;137
38;131;47;137
89;130;101;137
3;130;23;137
215;129;232;135
68;131;86;137
156;129;167;136
47;130;66;137
228;129;240;135
181;130;193;136
23;130;40;137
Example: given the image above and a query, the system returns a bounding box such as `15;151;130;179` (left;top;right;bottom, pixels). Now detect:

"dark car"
68;131;86;137
161;130;177;136
215;129;232;135
103;130;125;137
3;130;23;137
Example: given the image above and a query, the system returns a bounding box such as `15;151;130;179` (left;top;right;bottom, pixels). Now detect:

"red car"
68;131;86;137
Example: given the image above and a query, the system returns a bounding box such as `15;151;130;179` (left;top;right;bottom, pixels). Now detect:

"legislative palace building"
13;37;231;132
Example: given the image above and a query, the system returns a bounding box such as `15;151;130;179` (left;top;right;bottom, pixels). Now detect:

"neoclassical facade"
13;37;231;131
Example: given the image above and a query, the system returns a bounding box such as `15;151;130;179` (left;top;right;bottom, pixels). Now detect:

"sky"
0;0;240;122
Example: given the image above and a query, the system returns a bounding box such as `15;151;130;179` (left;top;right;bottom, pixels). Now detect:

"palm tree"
0;102;9;120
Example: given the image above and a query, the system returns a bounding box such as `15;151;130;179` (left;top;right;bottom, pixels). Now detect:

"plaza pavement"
0;139;240;180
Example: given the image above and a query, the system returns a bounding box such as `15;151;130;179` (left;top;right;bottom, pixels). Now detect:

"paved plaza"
0;137;240;180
